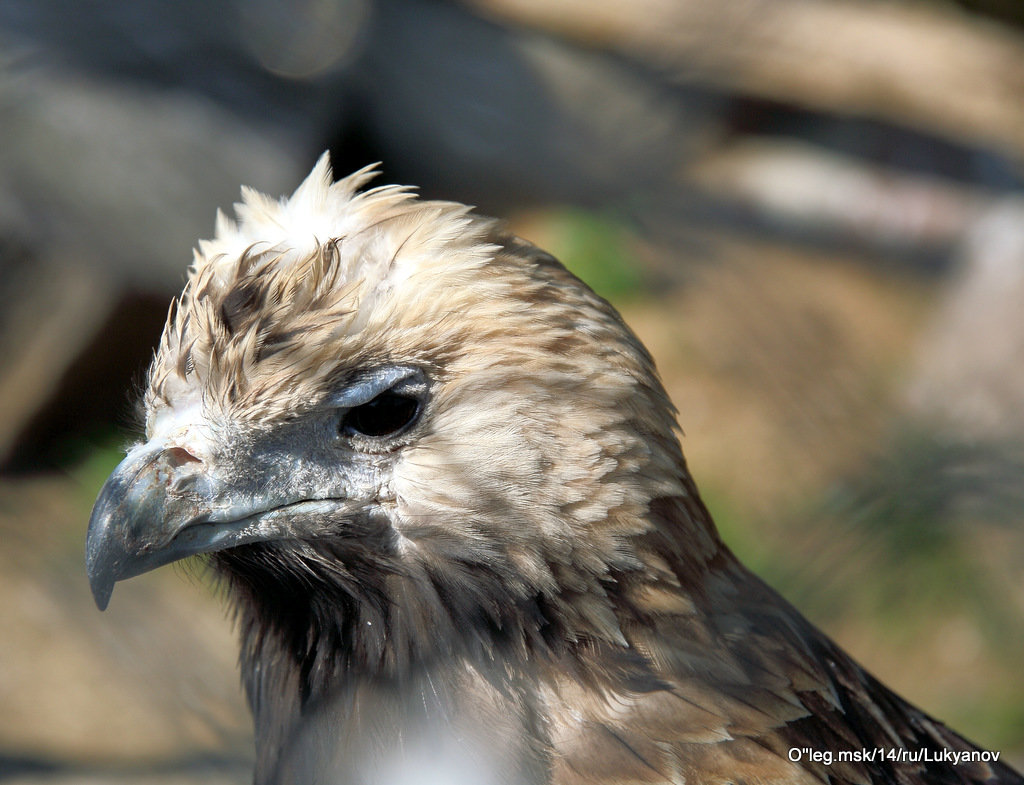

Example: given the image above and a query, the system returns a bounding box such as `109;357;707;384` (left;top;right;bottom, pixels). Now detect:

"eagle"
86;155;1021;785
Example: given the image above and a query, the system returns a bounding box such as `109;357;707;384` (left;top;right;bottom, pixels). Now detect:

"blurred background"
2;0;1024;781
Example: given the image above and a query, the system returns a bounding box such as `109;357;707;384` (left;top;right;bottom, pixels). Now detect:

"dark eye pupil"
341;392;419;438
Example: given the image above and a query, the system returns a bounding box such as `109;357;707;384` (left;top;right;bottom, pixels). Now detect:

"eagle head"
86;154;713;676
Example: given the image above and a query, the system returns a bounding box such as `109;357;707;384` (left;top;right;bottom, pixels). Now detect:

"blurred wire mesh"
1;0;1023;780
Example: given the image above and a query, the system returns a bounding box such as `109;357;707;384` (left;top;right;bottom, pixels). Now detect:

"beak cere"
85;442;214;610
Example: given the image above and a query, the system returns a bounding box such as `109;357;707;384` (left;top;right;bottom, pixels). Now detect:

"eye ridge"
340;391;420;438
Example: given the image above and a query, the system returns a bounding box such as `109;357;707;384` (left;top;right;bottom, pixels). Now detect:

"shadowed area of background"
1;0;1023;780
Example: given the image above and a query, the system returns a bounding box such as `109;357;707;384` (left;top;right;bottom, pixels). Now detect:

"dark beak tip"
85;537;116;611
90;579;113;611
86;480;129;613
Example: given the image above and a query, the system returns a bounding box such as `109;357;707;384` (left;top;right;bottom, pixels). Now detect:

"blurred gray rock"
0;60;307;466
906;200;1024;441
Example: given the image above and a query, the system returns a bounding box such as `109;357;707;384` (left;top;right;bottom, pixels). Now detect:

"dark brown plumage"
86;157;1022;785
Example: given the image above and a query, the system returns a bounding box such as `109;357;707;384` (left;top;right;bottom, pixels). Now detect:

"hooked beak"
85;441;352;610
85;442;227;610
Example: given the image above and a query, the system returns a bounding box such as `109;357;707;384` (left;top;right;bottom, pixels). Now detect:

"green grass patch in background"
536;208;645;304
699;483;790;585
68;431;130;512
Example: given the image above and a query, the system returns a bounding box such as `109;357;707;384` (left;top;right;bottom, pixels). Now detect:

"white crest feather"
195;153;391;280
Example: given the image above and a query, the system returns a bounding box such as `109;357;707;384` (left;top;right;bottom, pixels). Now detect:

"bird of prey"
86;155;1022;785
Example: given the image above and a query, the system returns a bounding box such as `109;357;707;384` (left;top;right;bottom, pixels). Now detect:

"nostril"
165;446;201;469
162;447;205;495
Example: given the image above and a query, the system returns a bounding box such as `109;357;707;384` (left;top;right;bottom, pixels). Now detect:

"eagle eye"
340;391;420;438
